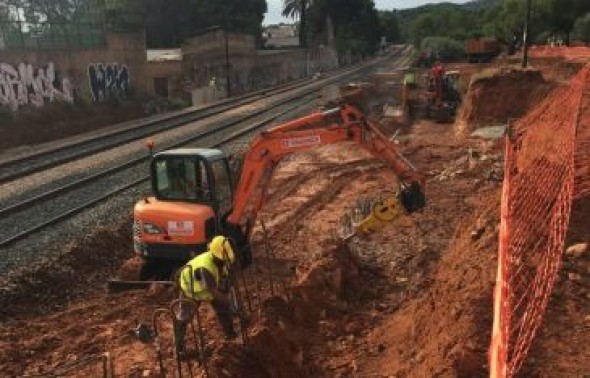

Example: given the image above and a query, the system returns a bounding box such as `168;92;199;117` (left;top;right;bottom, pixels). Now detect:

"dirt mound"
0;218;133;320
456;68;555;136
366;191;500;377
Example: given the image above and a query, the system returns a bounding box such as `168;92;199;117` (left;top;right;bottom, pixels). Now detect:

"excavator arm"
108;104;425;292
226;104;426;236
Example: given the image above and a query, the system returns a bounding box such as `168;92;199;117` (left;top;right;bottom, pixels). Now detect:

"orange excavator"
426;62;461;123
129;103;425;279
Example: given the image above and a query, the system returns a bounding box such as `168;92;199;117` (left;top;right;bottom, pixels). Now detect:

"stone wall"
0;31;147;111
255;49;306;88
139;26;343;106
181;30;258;96
177;30;325;99
144;60;183;99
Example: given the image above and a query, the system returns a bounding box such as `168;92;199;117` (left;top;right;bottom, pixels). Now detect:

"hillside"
396;0;502;44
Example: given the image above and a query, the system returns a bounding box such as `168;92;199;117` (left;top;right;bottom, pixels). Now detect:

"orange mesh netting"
575;84;590;199
489;64;590;377
528;45;590;60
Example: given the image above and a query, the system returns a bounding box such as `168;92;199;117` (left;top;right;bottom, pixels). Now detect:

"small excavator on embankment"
425;62;461;123
401;62;461;124
108;90;426;291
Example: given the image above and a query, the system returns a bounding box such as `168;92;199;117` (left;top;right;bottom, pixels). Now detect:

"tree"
105;0;146;31
1;0;108;47
398;2;497;46
283;0;312;47
411;13;437;46
379;10;400;44
145;0;267;48
421;36;464;61
573;13;590;43
308;0;382;56
538;0;590;45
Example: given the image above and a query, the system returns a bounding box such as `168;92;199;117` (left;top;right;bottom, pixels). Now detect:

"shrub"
420;36;465;62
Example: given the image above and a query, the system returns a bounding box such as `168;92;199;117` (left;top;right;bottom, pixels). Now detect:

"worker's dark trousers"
175;299;235;351
211;299;235;336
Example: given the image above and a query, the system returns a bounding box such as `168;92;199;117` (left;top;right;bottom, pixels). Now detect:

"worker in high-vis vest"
175;235;237;354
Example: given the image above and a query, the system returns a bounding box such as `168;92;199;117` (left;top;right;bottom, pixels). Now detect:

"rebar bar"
152;308;173;378
174;266;212;377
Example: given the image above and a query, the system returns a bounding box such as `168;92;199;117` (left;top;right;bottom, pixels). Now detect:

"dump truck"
465;38;500;63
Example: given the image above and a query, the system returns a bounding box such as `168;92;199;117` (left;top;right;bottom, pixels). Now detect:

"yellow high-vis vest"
179;252;219;301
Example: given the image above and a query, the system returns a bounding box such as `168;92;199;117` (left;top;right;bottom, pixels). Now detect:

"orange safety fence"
489;64;590;377
575;83;590;200
528;46;590;60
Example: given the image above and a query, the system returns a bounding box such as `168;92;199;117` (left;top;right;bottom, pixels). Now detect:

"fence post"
489;123;515;378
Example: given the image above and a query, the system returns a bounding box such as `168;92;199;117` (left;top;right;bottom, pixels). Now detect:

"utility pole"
522;0;532;68
224;27;231;97
223;2;231;97
300;0;310;77
305;33;310;77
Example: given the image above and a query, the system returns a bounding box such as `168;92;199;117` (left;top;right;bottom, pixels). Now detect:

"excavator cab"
425;66;461;123
134;148;251;279
150;150;231;210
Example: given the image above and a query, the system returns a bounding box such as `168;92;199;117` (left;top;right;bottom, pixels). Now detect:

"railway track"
0;48;405;185
0;48;413;272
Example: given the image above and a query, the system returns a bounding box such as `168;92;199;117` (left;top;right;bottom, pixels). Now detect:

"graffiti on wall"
88;63;130;102
0;62;73;111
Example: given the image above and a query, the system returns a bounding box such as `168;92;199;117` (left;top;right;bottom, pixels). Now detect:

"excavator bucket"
355;195;406;234
400;182;426;213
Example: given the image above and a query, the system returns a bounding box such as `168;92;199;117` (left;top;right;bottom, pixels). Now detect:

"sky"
264;0;470;25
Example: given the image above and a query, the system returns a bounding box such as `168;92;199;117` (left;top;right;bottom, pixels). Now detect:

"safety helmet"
208;236;235;263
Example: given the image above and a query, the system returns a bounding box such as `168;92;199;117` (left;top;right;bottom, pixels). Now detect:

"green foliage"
145;0;267;48
421;36;465;61
105;0;146;31
282;0;311;46
397;1;500;47
307;0;383;56
282;0;309;18
537;0;590;44
379;10;401;44
400;0;590;49
1;0;106;48
573;13;590;42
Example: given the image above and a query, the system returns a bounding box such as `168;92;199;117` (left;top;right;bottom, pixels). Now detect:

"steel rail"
0;49;412;248
0;58;384;184
0;95;317;248
0;83;326;219
0;54;397;219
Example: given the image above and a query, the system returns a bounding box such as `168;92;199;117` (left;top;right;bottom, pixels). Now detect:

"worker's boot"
220;313;237;340
223;329;238;341
212;299;237;340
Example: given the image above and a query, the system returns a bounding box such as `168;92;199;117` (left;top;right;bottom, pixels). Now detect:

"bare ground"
1;57;590;377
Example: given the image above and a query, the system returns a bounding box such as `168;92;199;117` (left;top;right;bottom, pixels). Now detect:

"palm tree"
282;0;310;47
